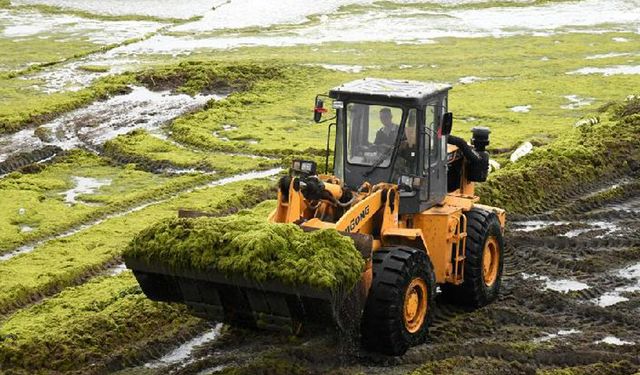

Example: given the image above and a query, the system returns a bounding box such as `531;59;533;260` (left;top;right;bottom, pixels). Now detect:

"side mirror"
313;98;326;123
441;112;453;136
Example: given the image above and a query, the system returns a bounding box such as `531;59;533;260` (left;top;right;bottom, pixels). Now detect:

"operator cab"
319;78;453;214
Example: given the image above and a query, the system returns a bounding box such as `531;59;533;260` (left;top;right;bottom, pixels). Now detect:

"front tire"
361;246;436;356
442;208;504;307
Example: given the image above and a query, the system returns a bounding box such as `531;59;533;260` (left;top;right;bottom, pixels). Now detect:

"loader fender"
381;228;430;256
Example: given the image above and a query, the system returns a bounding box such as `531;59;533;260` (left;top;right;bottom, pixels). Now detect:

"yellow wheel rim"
403;277;428;333
483;236;500;287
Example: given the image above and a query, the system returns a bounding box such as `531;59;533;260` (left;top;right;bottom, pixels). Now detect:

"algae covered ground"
1;0;640;374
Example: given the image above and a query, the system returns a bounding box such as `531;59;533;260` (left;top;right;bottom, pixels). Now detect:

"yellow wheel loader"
125;78;506;356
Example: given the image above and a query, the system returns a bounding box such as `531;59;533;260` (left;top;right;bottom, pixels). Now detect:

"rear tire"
442;208;504;307
361;246;436;356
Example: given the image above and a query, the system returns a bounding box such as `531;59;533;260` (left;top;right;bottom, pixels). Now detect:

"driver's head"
379;108;393;127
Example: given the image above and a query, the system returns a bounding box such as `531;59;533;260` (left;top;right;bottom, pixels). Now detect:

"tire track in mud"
0;145;62;177
411;173;640;372
133;172;640;374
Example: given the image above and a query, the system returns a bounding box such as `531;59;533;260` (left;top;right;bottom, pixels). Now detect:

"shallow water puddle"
534;329;581;343
522;273;590;293
0;86;223;162
585;52;635;59
158;167;211;175
592;262;640;307
567;65;640;76
211;131;230;142
595;336;635;345
145;324;223;369
107;262;127;276
60;176;112;204
0;167;282;262
19;225;34;233
20;0;640;91
26;57;140;94
0;9;163;43
510;105;531;113
171;0;375;32
612;37;630;42
561;221;620;238
511;220;570;232
458;76;488;84
597;196;640;213
303;63;367;73
592;293;629;307
561;94;594;110
112;0;640;54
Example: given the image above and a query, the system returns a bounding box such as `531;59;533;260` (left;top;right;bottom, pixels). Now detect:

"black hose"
448;135;482;163
448;135;490;183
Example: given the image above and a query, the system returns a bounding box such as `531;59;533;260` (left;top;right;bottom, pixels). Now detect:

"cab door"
420;96;447;209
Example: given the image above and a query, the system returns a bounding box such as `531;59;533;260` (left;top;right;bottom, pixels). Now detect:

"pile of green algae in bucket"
124;202;365;291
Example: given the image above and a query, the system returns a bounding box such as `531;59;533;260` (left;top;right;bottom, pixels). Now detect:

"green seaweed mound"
124;209;365;291
477;99;640;214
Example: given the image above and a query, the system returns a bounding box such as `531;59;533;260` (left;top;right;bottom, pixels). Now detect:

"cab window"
392;108;418;182
346;103;403;168
424;102;438;168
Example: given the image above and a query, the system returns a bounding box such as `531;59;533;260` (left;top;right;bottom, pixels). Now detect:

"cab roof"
329;78;452;105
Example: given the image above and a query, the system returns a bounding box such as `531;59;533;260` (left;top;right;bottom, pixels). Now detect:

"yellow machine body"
268;144;505;293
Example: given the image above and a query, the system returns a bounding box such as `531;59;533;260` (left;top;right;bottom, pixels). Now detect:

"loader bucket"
124;218;373;335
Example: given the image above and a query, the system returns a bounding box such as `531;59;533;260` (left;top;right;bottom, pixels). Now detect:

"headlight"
291;159;317;175
301;161;314;173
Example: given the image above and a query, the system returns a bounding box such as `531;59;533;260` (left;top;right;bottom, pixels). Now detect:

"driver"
374;108;399;146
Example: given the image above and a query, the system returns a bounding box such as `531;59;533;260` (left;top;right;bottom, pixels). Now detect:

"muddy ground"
110;171;640;375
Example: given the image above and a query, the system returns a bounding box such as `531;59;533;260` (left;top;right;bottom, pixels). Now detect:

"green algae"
612;95;640;120
0;150;213;254
103;130;279;174
0;60;299;139
164;32;640;155
477;99;640;214
0;73;134;134
167;64;346;158
77;65;110;73
124;208;365;291
5;30;640;154
0;179;275;315
0;273;201;373
6;3;198;23
135;60;289;96
0;35;97;73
